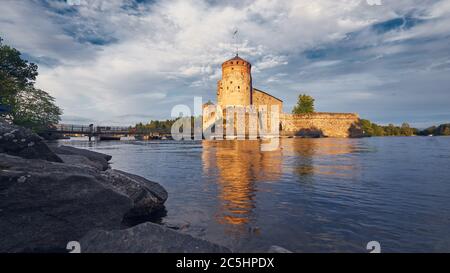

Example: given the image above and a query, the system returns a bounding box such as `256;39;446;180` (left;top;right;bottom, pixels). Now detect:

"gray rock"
100;169;168;220
57;154;105;171
0;121;62;162
0;154;132;253
49;145;111;170
164;219;191;231
80;222;231;253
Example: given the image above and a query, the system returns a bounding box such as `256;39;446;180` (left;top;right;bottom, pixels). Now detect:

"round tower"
217;55;252;107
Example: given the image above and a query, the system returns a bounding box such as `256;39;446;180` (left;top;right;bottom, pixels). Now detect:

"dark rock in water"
164;219;191;231
0;121;62;162
0;125;199;253
80;222;231;253
57;154;105;171
101;169;168;220
49;145;111;171
0;154;132;253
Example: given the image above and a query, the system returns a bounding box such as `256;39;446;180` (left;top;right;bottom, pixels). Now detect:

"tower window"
238;86;240;89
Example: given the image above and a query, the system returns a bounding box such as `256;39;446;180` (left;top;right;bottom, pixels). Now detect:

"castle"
203;55;363;138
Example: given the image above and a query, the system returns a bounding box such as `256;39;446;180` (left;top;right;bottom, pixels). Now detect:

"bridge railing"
48;124;171;135
52;124;93;133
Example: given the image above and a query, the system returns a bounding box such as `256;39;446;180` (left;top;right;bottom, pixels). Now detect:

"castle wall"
281;113;363;138
204;55;363;139
252;89;283;112
252;89;283;133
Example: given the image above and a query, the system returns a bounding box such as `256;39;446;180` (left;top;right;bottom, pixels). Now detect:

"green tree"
360;119;374;136
0;37;61;132
0;37;38;108
442;126;450;136
372;124;385;136
12;87;62;132
400;122;414;136
292;94;315;114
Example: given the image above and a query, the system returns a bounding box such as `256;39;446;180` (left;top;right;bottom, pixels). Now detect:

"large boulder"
57;154;105;171
49;145;111;171
0;121;62;162
80;222;231;253
0;154;132;253
100;170;168;220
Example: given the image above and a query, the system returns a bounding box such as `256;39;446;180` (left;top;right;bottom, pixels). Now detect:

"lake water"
61;137;450;253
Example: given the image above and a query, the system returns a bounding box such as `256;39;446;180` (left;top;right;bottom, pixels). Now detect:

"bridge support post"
88;124;94;142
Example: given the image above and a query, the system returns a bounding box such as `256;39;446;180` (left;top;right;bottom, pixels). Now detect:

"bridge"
46;124;172;141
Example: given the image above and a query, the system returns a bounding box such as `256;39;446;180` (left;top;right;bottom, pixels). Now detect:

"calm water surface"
61;137;450;253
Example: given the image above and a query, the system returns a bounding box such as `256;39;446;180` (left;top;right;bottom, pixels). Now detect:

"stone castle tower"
203;54;362;138
217;55;252;107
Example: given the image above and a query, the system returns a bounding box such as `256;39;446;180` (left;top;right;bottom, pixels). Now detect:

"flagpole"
233;28;239;56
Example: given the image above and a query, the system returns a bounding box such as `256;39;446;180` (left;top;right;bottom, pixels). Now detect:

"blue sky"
1;0;449;127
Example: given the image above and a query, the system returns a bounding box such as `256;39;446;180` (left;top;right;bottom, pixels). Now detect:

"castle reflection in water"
201;138;360;234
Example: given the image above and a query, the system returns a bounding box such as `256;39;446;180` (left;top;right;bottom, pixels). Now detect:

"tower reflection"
202;140;282;231
201;138;358;236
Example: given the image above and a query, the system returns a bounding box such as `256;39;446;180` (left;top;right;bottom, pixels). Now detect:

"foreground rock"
0;121;62;162
101;170;168;220
57;154;106;171
0;154;132;252
0;124;228;253
49;145;111;171
80;222;231;253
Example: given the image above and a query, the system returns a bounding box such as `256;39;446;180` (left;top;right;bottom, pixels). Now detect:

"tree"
360;119;374;136
0;37;61;132
0;37;38;108
442;126;450;136
12;87;62;132
372;124;385;136
400;122;414;136
292;94;315;114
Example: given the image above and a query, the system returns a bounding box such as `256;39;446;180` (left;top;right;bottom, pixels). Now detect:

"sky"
1;0;449;127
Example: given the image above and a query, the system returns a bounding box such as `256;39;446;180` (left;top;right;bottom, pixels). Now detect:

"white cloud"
1;0;449;125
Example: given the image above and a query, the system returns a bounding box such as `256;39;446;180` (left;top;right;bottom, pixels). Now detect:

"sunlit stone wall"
281;113;363;138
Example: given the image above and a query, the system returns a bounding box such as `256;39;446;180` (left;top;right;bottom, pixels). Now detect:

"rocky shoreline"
0;121;230;253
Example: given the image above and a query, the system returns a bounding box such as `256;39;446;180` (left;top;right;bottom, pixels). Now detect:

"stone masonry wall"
281;113;363;138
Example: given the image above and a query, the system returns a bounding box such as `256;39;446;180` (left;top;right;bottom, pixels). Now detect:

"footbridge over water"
46;124;172;141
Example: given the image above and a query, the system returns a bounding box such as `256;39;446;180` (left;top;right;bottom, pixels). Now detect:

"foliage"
12;87;62;132
360;119;418;137
135;119;178;133
0;37;61;132
292;94;315;114
418;124;450;136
